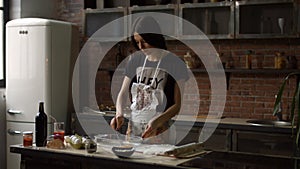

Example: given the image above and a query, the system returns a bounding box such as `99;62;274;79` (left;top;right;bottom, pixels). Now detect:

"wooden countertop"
10;144;192;169
11;144;298;169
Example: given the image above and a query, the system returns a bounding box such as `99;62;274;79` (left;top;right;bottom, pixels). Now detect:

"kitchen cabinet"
84;7;128;41
178;151;296;169
232;130;294;156
179;1;235;39
175;125;201;145
83;0;299;40
128;4;179;39
175;122;294;157
200;128;231;151
21;156;81;169
10;0;57;19
74;114;296;156
83;0;299;83
11;145;191;169
84;0;179;9
12;145;298;169
176;125;231;151
236;0;297;39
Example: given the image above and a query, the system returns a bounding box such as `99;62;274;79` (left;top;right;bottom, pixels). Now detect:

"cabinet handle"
7;109;22;115
7;129;21;135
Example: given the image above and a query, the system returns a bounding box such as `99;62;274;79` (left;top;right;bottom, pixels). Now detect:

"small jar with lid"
85;137;97;153
23;131;33;147
275;52;286;69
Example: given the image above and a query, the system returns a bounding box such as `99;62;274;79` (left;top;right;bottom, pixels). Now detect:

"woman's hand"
141;116;165;138
110;114;124;130
142;81;184;139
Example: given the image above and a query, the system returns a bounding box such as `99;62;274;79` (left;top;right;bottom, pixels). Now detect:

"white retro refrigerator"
5;18;78;169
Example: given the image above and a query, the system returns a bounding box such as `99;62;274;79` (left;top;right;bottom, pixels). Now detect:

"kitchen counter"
10;144;299;169
76;113;295;157
78;112;294;134
173;115;295;156
10;144;193;169
174;115;293;134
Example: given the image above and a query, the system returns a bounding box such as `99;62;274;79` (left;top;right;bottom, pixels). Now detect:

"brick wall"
94;39;300;120
59;0;300;120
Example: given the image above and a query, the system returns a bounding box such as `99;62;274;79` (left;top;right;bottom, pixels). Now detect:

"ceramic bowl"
112;146;135;158
94;134;143;148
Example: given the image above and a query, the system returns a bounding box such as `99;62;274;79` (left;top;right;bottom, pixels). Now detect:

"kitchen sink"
246;119;291;127
177;151;295;169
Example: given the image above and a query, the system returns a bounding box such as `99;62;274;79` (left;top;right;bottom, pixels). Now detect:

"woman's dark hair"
131;16;167;50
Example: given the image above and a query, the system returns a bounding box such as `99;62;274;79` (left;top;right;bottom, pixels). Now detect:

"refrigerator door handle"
7;109;22;115
7;129;22;135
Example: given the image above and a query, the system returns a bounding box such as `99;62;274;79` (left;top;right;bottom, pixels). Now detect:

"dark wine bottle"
35;102;47;147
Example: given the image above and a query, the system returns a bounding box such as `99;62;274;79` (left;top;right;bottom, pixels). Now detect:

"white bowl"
94;134;143;148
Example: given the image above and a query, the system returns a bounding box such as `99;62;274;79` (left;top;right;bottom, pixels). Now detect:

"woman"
110;16;188;144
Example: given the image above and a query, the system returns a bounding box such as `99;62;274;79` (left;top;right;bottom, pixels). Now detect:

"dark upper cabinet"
83;0;299;40
235;0;297;39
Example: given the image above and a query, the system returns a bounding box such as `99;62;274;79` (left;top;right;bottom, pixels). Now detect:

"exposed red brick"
60;2;300;120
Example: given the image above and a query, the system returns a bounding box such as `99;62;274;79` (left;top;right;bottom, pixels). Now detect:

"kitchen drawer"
176;126;231;151
176;125;200;145
233;130;294;156
21;156;81;169
201;128;231;151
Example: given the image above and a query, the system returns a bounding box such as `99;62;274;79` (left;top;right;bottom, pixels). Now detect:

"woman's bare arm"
110;76;131;130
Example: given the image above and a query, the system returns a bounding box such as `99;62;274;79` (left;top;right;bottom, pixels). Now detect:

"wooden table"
11;144;299;169
10;144;190;169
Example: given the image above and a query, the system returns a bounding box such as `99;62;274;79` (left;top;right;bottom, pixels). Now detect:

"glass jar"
85;138;97;153
23;131;33;147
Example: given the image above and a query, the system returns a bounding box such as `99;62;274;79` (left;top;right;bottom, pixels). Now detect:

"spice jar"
275;52;286;69
245;50;252;69
184;51;194;68
85;138;97;153
23;131;33;147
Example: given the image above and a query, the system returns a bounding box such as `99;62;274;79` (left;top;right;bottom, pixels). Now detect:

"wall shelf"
191;68;299;74
191;68;299;90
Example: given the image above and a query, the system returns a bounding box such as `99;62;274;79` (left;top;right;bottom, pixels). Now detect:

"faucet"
274;95;283;121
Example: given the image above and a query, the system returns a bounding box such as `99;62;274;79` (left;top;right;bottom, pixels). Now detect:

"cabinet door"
176;126;231;151
235;0;296;38
22;156;81;169
10;0;57;19
176;125;200;145
179;1;235;39
84;8;127;41
128;4;178;39
200;128;231;151
233;130;294;156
